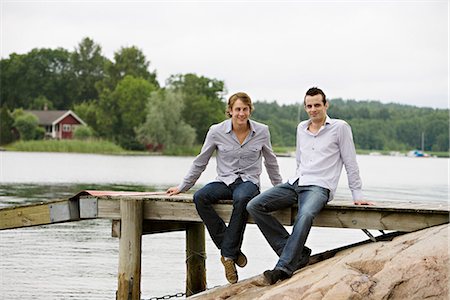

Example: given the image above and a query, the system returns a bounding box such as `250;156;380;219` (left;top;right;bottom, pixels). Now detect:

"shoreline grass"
3;140;448;158
5;140;126;155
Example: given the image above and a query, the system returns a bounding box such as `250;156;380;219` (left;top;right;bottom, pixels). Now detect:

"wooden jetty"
0;190;448;299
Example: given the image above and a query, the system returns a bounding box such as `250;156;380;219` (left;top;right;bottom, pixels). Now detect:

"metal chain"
143;292;185;300
142;284;221;299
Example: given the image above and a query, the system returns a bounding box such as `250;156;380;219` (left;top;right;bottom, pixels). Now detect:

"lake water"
0;151;448;299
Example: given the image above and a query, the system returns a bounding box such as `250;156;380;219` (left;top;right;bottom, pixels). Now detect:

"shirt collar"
225;119;233;133
225;119;256;134
302;115;332;128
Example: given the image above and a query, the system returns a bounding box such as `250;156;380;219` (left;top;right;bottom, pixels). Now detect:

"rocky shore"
189;223;449;300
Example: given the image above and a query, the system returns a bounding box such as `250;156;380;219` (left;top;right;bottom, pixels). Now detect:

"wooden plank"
327;199;449;214
117;199;143;300
185;223;206;296
142;200;293;225
95;195;448;232
96;198;282;223
113;220;188;237
3;193;446;232
0;204;50;230
98;199;120;218
312;208;449;231
97;198;292;225
0;199;80;230
112;219;121;238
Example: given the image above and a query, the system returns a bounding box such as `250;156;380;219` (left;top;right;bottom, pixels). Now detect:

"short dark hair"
304;87;327;105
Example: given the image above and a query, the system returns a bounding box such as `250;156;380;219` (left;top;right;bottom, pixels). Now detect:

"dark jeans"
193;178;260;259
247;182;329;275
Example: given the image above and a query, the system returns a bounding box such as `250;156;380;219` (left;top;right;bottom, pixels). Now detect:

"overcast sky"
1;0;448;109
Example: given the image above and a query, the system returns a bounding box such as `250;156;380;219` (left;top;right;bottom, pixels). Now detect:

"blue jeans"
247;182;329;275
193;178;260;259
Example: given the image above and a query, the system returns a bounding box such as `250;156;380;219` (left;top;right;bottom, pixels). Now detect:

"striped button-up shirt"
178;119;282;192
288;116;363;201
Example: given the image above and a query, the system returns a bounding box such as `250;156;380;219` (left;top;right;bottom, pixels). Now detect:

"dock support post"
185;222;206;296
117;199;143;300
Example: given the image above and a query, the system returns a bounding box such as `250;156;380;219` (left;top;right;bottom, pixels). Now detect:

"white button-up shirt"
288;116;363;201
178;119;282;192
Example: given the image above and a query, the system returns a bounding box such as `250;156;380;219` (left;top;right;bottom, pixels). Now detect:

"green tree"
97;46;159;93
13;112;41;140
0;107;15;145
97;75;157;149
28;96;54;110
166;73;226;143
71;37;108;102
252;99;449;151
73;125;94;140
73;101;100;135
0;48;76;109
423;114;449;151
252;101;298;147
136;89;196;149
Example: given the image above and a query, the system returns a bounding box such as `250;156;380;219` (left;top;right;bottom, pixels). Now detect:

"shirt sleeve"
295;123;302;171
338;122;363;201
177;128;216;192
262;127;283;186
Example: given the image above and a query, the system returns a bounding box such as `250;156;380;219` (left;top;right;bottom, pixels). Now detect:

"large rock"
189;224;449;300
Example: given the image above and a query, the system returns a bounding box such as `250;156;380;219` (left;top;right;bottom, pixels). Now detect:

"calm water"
0;151;448;299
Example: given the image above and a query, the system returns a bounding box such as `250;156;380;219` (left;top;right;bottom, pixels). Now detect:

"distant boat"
407;150;430;157
389;151;405;157
369;152;382;156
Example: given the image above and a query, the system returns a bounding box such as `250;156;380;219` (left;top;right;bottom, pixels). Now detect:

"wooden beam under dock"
0;199;80;230
90;194;449;232
3;194;446;232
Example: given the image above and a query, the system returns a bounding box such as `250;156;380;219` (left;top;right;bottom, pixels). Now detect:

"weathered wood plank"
185;223;206;296
95;196;448;232
97;198;292;225
117;199;143;300
0;204;50;229
313;208;449;231
1;193;448;232
0;199;80;230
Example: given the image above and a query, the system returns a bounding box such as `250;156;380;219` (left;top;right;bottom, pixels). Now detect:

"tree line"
252;99;449;152
0;37;226;150
1;37;448;152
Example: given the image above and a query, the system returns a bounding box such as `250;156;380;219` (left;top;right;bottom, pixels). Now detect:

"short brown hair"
226;92;254;118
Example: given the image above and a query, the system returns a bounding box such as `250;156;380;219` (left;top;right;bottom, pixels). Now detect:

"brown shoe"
235;252;247;268
221;256;238;284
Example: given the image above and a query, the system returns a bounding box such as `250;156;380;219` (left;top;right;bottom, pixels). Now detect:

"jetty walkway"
1;191;448;299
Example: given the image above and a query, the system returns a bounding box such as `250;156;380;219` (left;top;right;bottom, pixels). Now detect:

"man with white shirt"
247;87;372;285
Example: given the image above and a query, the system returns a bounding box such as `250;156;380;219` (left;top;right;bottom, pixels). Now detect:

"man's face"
229;99;251;126
304;94;328;122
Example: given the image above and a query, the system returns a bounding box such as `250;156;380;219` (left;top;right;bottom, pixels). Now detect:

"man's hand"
354;200;375;205
166;187;181;196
